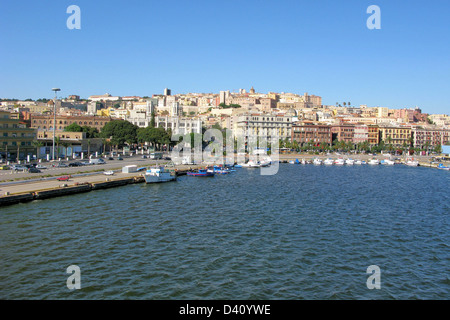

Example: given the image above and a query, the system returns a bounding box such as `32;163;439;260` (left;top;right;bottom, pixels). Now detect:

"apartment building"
0;110;37;160
291;123;332;146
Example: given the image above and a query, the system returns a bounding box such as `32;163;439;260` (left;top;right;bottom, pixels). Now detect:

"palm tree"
55;136;61;159
61;142;70;158
32;141;44;160
87;139;91;158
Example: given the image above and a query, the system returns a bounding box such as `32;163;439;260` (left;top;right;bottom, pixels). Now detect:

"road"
0;155;171;182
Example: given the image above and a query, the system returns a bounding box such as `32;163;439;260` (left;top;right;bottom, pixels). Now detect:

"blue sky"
0;0;449;114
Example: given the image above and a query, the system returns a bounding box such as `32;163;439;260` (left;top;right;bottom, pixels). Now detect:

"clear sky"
0;0;449;114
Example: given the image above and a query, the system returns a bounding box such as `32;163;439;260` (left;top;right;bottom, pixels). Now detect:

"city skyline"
1;0;449;114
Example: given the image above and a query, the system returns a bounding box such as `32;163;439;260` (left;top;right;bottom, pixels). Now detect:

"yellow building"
378;126;412;147
0;110;37;161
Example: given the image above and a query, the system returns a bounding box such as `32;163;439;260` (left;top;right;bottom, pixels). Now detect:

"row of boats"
288;158;420;166
143;155;448;183
144;164;240;182
143;156;274;182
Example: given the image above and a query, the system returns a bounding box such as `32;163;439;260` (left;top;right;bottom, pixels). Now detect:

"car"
103;170;114;175
56;175;71;181
13;165;28;171
142;155;147;159
28;168;41;173
117;157;123;160
108;157;114;160
0;165;10;170
69;162;83;167
53;162;69;167
164;156;171;160
36;165;47;170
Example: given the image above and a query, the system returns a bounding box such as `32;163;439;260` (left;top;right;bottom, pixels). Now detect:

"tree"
64;123;83;132
81;126;99;138
100;120;138;149
32;141;44;159
150;111;156;127
61;142;70;158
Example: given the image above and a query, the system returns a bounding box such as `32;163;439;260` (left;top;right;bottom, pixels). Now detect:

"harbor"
1;152;448;207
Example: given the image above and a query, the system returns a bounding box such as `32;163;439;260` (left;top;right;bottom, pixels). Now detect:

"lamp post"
51;88;61;160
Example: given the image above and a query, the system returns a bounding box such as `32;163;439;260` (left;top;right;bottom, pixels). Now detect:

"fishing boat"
207;165;231;174
324;158;334;165
438;163;450;170
368;159;379;165
313;158;322;165
345;159;355;165
144;166;176;183
187;169;215;177
335;158;345;165
355;160;362;165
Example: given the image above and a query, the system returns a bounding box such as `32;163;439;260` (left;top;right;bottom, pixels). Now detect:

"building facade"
291;123;332;146
0;110;37;161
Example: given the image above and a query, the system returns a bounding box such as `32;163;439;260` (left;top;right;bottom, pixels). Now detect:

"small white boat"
438;164;450;170
335;159;345;165
405;160;419;167
259;157;272;167
368;159;379;165
301;159;307;165
242;160;260;168
313;158;322;165
345;159;355;165
144;166;176;183
289;160;295;164
324;158;334;165
354;160;362;165
103;170;114;175
381;159;395;165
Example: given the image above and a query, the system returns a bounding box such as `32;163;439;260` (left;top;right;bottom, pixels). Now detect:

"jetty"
0;165;202;207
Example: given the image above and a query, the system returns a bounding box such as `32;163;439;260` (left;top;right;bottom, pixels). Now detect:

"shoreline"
0;155;448;207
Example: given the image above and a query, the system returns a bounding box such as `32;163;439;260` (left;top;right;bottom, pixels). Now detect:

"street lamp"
52;88;61;160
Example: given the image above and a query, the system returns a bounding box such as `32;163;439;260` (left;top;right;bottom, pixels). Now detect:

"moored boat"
381;159;395;165
324;158;334;165
187;169;215;177
144;166;177;183
345;159;355;165
335;158;345;165
313;158;322;165
368;159;379;165
405;159;419;167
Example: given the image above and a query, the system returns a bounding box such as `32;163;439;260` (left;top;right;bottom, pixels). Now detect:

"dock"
0;166;201;207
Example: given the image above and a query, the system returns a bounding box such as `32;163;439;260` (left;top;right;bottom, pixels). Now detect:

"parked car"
69;162;83;167
0;165;10;170
117;157;123;161
90;158;106;165
13;165;28;171
36;165;47;170
108;157;114;160
53;162;69;167
28;167;41;173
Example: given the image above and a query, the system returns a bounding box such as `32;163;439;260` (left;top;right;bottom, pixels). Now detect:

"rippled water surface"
0;164;449;299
